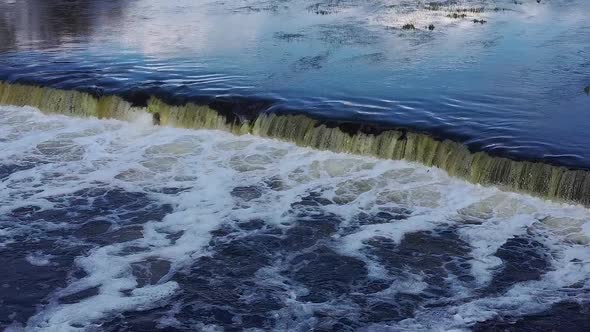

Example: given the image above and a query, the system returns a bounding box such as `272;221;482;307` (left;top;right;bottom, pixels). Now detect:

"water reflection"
0;0;589;168
0;0;125;51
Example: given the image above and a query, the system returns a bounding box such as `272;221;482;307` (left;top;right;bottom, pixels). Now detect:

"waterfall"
2;81;588;206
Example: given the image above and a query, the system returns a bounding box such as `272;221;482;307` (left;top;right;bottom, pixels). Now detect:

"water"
0;105;589;331
0;0;589;167
1;1;590;331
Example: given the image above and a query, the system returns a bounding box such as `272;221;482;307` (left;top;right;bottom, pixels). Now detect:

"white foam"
1;105;589;330
25;252;53;266
460;213;538;286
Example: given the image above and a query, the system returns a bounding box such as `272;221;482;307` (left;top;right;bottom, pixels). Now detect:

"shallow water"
1;106;589;331
0;0;589;167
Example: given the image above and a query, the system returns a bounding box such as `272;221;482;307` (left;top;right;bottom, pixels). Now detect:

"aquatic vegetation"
426;2;487;14
377;0;509;37
231;3;282;14
2;81;590;207
344;52;387;64
425;2;443;11
306;2;342;15
448;13;468;19
291;54;329;71
318;23;380;46
421;1;507;26
455;7;485;14
274;32;305;42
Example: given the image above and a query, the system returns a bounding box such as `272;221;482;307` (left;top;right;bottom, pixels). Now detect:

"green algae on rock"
0;81;139;120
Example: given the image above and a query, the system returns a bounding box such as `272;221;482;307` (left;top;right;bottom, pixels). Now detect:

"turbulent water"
1;105;589;331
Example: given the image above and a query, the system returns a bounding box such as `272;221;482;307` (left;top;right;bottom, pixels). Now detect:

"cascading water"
2;81;589;207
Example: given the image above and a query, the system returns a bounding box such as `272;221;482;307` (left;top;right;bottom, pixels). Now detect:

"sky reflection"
0;0;589;167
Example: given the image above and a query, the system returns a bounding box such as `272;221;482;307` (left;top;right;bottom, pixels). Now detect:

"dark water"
0;0;589;167
1;1;590;331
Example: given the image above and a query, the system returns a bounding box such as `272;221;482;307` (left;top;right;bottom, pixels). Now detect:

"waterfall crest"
2;81;588;206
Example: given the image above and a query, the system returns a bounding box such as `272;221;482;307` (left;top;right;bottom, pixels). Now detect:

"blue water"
1;0;589;167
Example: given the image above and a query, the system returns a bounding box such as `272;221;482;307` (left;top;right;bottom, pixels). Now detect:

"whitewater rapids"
1;105;589;331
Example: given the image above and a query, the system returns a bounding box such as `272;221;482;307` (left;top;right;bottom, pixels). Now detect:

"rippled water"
1;106;589;331
0;0;589;167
